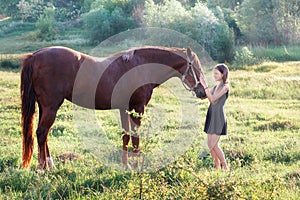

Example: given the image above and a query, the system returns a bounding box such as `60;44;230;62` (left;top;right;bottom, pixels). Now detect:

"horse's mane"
119;46;186;55
110;46;187;62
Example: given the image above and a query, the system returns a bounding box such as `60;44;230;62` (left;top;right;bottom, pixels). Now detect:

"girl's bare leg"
208;134;220;169
207;134;228;170
213;144;228;170
210;148;221;169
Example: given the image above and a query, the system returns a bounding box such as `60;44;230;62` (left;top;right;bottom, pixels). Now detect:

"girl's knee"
207;134;220;150
208;141;217;150
208;141;217;151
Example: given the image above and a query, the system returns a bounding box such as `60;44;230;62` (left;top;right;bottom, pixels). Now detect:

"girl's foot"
221;161;229;171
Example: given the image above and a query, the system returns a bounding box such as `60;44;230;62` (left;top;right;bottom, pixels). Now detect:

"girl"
200;64;230;170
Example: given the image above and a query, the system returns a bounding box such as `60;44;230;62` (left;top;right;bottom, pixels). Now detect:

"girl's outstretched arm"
200;75;229;104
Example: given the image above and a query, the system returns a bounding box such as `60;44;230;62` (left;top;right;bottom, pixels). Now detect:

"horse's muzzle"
193;86;207;99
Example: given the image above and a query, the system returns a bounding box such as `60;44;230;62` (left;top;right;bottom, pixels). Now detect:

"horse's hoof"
131;149;141;157
36;168;45;174
47;157;56;169
122;163;132;170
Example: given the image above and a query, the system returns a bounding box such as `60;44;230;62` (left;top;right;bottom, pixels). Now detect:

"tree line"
0;0;299;62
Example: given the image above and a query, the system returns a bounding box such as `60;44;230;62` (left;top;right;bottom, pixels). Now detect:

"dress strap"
212;85;217;94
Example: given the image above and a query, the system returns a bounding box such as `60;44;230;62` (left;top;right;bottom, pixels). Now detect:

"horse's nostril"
193;87;207;99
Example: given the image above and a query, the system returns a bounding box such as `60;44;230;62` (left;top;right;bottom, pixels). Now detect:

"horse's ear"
187;47;193;62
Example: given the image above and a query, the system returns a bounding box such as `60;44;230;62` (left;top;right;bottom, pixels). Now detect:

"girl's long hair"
215;64;229;84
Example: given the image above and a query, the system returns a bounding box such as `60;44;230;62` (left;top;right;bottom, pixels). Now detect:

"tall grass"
0;54;23;69
0;60;299;199
251;45;300;62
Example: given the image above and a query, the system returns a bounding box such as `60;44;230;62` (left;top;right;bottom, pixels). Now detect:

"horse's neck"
83;50;185;83
146;50;186;75
142;53;185;83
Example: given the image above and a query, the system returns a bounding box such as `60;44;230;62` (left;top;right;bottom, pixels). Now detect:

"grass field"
0;59;299;199
0;17;300;199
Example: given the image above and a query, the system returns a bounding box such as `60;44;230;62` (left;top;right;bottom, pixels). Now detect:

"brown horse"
21;46;206;169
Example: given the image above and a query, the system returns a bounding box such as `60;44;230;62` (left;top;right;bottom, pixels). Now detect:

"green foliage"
16;0;49;22
52;0;84;21
231;45;300;69
0;60;300;199
2;0;84;22
0;0;20;18
0;60;19;69
237;0;300;45
143;1;235;62
0;54;22;69
143;0;189;29
251;45;300;62
210;0;241;10
34;8;57;41
82;6;112;44
254;120;298;132
1;11;300;198
2;0;299;49
231;46;258;69
0;19;35;37
212;21;234;62
91;0;134;13
83;6;136;44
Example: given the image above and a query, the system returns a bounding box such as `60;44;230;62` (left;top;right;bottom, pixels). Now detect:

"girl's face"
213;69;223;82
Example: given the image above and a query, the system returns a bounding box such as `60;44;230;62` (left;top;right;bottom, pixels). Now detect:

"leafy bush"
16;0;47;22
0;54;22;69
228;148;256;167
34;7;56;41
143;1;235;62
0;156;19;172
82;6;112;44
83;6;136;44
231;46;258;69
0;60;19;69
237;0;300;45
0;0;20;19
53;0;84;21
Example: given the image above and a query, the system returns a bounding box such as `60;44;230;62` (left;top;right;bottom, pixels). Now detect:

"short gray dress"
204;85;228;135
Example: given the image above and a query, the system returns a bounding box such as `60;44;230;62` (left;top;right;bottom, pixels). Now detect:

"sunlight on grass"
0;61;299;199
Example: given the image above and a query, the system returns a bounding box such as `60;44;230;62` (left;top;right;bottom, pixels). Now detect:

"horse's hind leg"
46;143;55;168
37;102;55;168
37;106;59;169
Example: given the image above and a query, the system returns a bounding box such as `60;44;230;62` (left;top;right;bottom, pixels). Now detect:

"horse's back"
30;46;84;101
32;46;82;66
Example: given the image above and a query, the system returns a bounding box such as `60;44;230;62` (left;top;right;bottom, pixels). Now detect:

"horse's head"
181;48;207;99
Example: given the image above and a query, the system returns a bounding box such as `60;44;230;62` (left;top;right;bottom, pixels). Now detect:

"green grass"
0;18;300;199
0;19;92;55
0;60;299;199
251;45;300;62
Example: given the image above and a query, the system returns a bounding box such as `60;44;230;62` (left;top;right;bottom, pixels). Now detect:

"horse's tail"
20;54;36;168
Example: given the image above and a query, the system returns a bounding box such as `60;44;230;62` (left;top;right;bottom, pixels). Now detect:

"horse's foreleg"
129;115;142;170
130;114;142;154
120;109;131;167
131;135;140;153
122;132;130;165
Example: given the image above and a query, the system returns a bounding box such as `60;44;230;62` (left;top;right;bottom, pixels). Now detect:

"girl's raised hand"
200;74;208;88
